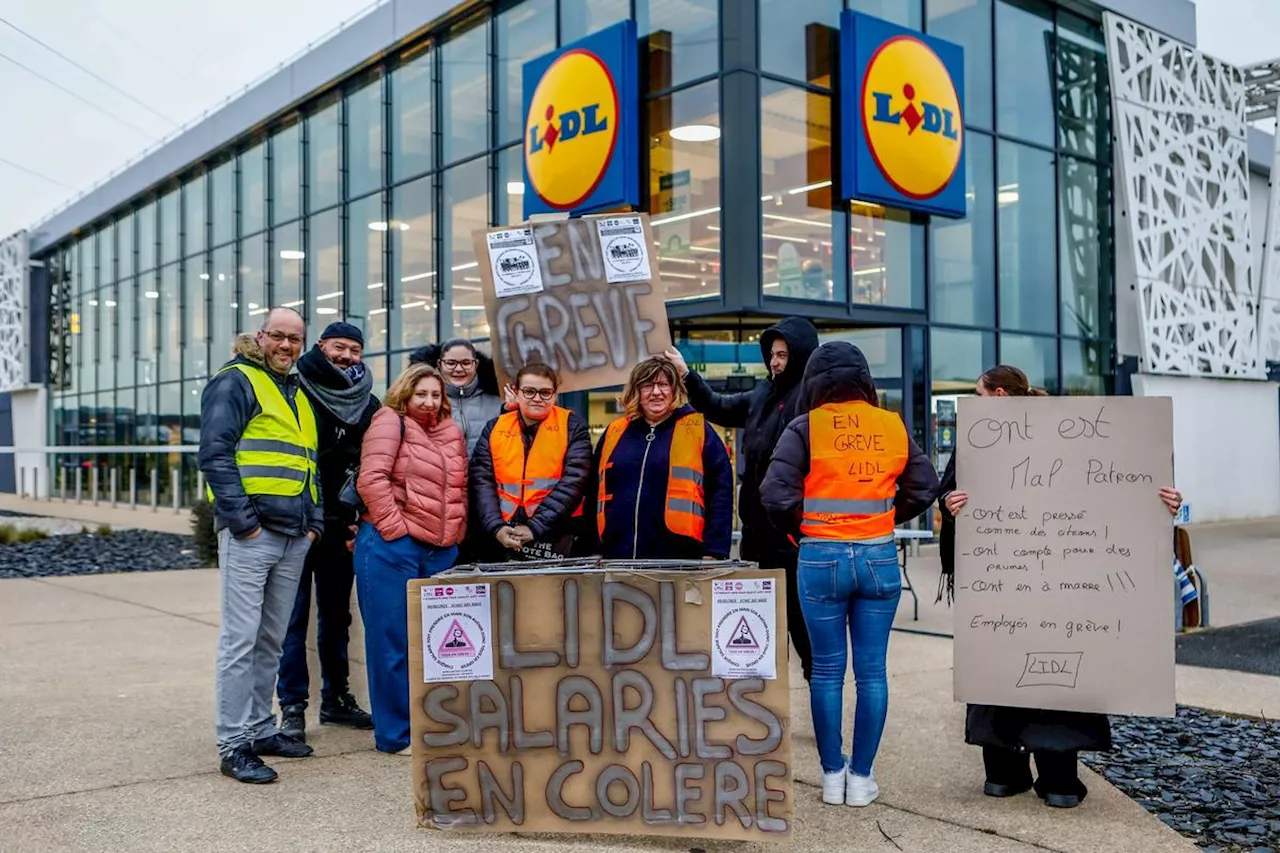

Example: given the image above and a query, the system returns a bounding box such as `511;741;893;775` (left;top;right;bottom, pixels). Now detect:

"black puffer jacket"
198;336;325;539
759;341;939;538
683;317;819;562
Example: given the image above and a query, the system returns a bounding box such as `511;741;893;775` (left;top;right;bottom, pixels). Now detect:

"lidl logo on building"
522;21;639;218
839;11;967;218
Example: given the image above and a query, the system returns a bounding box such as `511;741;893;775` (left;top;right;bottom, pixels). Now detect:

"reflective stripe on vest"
489;406;577;522
596;413;706;541
204;363;319;503
801;401;908;541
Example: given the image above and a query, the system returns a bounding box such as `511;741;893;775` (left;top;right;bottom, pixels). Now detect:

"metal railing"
0;446;200;513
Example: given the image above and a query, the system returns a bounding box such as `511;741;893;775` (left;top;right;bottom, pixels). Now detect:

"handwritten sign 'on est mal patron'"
954;396;1175;718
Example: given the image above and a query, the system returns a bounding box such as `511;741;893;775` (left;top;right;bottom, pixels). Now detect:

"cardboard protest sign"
408;566;793;841
953;396;1176;717
473;213;673;394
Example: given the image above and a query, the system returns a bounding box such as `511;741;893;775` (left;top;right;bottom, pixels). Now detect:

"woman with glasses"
469;363;593;561
408;338;503;457
587;357;734;561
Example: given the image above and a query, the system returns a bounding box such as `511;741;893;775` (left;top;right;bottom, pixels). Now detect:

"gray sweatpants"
215;527;312;757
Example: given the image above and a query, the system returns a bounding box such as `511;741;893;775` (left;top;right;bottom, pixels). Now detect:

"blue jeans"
353;522;457;753
797;539;902;776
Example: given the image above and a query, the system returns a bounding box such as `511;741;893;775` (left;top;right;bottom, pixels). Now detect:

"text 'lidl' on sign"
839;11;967;219
522;21;639;219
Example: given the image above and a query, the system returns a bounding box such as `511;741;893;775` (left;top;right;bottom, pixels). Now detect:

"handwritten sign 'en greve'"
953;396;1175;718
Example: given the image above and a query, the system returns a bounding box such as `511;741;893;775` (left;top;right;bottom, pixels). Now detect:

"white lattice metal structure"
1104;13;1264;378
1243;59;1280;364
0;231;27;392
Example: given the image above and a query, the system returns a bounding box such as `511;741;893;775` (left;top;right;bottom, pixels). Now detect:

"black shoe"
220;746;278;784
279;705;306;743
320;692;374;730
1035;779;1087;808
984;779;1033;798
251;732;314;758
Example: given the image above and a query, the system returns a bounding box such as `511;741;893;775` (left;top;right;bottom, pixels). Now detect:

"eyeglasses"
264;330;304;345
442;358;476;369
639;380;673;395
519;386;555;401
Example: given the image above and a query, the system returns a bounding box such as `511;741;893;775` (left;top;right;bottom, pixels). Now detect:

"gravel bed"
1082;706;1280;853
0;529;208;579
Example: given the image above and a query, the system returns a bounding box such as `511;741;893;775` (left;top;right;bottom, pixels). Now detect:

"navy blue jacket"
585;405;734;560
198;336;325;539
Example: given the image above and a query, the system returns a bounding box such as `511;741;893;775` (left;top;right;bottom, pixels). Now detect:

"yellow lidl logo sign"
840;12;967;218
522;22;638;217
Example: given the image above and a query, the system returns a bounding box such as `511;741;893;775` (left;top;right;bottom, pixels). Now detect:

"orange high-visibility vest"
596;413;706;541
801;401;909;541
490;406;579;522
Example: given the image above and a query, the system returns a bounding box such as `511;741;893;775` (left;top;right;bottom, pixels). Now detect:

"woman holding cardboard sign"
938;364;1183;809
588;357;735;561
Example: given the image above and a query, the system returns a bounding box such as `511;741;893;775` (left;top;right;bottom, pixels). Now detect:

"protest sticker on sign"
711;578;777;680
485;228;544;298
473;213;672;394
421;584;493;683
595;215;653;283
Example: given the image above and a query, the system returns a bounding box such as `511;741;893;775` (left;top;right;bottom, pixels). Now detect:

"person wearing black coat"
938;364;1184;809
663;316;820;679
469;363;593;561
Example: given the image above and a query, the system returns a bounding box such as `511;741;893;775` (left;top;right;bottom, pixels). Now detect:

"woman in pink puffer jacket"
353;362;467;755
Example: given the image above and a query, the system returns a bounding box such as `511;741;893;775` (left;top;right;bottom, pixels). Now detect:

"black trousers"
744;540;812;681
983;746;1081;794
276;526;356;710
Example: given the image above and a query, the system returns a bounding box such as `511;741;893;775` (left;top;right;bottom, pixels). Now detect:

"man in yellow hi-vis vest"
199;307;323;785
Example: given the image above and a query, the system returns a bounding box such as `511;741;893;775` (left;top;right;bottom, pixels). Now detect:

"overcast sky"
1;0;1278;238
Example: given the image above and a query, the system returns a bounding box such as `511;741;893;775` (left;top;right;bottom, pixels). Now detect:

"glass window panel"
996;0;1054;146
272;122;302;225
561;0;628;42
496;0;556;147
79;291;97;394
83;233;97;292
930;327;994;394
273;221;304;313
930;131;994;325
927;0;992;129
347;194;389;349
850;0;922;29
184;258;209;379
1056;12;1110;161
239;235;267;334
1000;333;1057;392
363;353;388;396
159;264;181;382
117;214;134;279
391;47;434;182
138;271;159;386
137;385;157;452
441;22;489;165
1059;157;1111;339
211;161;235;247
158;383;183;503
760;81;836;303
497;145;524;227
348;79;385;199
1061;338;1110;395
117;277;135;387
185;174;207;256
639;0;718;91
160;190;180;265
998;141;1056;333
241;143;267;236
759;0;838;87
211;246;236;367
99;225;115;285
308;101;342;213
391;175;437;351
850;204;923;308
443;159;489;338
308;209;342;332
97;283;115;389
651;83;721;302
138;202;156;272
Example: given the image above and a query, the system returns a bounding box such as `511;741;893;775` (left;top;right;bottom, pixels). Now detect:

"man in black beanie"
275;321;379;741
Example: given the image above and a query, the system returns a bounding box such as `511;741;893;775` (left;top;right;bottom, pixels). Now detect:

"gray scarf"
298;357;374;425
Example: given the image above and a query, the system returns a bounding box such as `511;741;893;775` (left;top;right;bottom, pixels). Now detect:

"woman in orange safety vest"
469;363;593;561
760;341;939;809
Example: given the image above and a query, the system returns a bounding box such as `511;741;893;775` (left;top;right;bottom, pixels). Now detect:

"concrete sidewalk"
0;568;1204;853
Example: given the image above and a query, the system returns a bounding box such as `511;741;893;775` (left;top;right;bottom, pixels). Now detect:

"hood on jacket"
408;342;501;396
799;340;879;412
759;317;819;390
231;333;266;366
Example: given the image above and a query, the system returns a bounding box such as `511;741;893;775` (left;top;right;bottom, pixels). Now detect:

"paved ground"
1177;617;1280;677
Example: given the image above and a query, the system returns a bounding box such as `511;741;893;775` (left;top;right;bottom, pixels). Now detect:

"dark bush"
191;499;218;566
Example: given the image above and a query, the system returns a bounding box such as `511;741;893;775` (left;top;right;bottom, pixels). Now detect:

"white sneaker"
822;767;848;804
846;771;879;807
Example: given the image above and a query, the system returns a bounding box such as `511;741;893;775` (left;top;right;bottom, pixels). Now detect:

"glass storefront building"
29;0;1118;506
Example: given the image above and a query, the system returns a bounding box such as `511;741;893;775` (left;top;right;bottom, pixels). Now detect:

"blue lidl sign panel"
522;20;640;219
839;11;967;218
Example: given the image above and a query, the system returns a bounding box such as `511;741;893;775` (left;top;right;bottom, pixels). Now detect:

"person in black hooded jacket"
663;316;820;680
